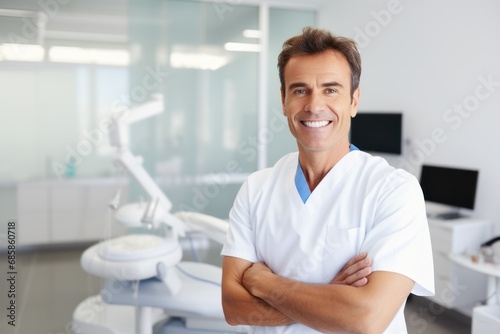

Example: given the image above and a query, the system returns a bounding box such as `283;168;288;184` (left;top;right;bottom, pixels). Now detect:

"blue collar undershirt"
295;144;359;203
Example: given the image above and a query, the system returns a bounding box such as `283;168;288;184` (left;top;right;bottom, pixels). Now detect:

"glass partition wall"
128;0;316;218
128;0;259;217
0;0;316;225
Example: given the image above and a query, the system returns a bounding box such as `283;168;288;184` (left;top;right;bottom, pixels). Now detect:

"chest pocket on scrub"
323;226;364;281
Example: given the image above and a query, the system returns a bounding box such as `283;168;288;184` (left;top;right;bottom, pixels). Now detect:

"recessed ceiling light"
224;42;261;52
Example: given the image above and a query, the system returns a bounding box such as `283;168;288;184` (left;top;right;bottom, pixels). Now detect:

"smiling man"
221;27;434;334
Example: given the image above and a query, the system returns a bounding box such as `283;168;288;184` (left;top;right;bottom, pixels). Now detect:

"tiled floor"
1;243;472;334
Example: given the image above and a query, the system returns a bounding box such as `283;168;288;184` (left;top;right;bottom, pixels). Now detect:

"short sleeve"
361;170;435;296
220;178;259;262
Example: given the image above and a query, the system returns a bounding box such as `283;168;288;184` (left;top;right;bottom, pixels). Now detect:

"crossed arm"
221;253;414;334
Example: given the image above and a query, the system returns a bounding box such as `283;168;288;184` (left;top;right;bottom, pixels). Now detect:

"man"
221;27;434;333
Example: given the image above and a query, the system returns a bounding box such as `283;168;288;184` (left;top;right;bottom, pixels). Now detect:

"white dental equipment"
72;95;248;334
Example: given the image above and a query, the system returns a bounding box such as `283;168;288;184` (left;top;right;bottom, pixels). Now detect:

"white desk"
450;254;500;333
427;218;492;314
450;254;500;305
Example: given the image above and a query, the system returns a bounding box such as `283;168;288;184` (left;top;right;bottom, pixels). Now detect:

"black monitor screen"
419;165;479;210
350;112;402;154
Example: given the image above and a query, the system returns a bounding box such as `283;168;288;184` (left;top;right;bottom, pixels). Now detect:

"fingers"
342;256;372;278
343;266;372;285
351;277;368;287
331;252;372;286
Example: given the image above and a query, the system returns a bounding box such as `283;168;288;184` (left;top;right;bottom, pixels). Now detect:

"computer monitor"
419;164;479;219
350;112;402;154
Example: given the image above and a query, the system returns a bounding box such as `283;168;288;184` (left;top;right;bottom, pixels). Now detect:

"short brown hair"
278;27;361;97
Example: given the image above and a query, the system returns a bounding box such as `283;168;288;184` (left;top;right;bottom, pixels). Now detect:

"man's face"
281;50;360;154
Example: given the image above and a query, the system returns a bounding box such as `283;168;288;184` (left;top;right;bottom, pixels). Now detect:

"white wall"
318;0;500;233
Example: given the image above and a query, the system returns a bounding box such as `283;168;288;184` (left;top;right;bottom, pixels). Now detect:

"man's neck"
298;143;351;192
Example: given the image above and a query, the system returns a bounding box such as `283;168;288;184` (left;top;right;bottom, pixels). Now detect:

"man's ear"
350;87;360;118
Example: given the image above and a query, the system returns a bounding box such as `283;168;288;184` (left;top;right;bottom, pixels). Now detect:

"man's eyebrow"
287;82;308;91
322;81;344;89
287;81;345;91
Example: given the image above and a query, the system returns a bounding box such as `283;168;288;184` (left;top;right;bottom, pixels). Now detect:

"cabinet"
427;218;492;315
17;179;128;246
472;306;500;333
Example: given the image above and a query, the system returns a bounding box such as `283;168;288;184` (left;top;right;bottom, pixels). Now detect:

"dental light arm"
109;96;164;150
109;95;185;237
108;95;230;241
117;150;172;213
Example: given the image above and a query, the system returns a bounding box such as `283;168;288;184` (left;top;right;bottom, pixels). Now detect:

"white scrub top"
221;150;434;334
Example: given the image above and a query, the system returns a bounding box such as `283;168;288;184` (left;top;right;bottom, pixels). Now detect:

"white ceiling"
0;0;127;46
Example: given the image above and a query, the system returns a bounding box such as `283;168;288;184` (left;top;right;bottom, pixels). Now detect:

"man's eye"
295;89;306;95
325;88;337;94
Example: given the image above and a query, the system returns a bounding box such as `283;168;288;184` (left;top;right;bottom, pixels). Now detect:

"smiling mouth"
301;120;331;128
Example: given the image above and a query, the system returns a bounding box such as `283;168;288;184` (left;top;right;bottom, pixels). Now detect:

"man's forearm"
244;269;362;333
221;256;294;326
221;253;374;329
243;265;414;334
222;279;294;326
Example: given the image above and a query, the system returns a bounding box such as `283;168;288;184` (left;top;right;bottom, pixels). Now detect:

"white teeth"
302;120;330;128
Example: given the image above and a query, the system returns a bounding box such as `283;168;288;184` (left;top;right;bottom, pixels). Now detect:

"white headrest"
97;234;177;261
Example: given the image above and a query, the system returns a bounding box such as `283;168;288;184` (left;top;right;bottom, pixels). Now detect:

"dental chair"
72;96;249;334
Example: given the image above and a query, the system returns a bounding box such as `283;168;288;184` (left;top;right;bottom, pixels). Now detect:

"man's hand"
331;252;372;287
242;262;273;296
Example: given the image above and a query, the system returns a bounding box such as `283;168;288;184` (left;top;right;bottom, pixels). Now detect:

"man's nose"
304;92;326;113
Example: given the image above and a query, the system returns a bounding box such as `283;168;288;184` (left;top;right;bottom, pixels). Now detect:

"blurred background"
1;0;500;333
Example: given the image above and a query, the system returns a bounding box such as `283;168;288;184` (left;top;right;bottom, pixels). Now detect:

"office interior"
1;0;500;333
